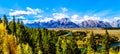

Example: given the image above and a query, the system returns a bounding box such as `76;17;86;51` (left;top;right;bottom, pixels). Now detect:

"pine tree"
2;15;8;26
41;28;49;54
9;16;16;35
61;37;67;54
0;18;2;23
47;31;57;54
12;16;16;35
56;37;62;54
68;33;79;54
2;15;11;34
87;31;96;54
16;19;22;42
20;21;24;26
101;30;109;54
18;43;33;54
17;19;20;24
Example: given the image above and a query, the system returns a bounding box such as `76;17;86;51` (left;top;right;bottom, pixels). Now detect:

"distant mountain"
80;20;112;28
25;18;114;28
116;20;120;27
25;22;40;28
111;20;120;27
26;18;80;28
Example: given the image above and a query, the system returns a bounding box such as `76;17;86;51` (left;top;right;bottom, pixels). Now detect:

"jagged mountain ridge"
81;20;112;28
25;18;114;28
26;18;80;28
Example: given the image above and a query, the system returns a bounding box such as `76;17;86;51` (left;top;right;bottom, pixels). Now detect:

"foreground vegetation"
0;15;120;54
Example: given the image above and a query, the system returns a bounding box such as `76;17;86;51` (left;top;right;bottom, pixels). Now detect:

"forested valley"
0;15;120;54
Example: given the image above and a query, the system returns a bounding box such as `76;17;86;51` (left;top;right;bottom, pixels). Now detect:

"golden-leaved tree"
0;23;18;54
0;23;33;54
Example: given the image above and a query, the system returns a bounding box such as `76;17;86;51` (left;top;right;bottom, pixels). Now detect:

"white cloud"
40;17;53;22
114;17;120;20
23;17;53;23
52;13;69;19
70;14;102;24
8;16;26;22
9;7;43;16
16;16;25;19
9;7;113;24
71;14;82;23
26;7;41;14
61;8;68;12
9;10;28;16
23;20;32;24
102;19;111;22
23;20;41;24
71;14;80;19
83;15;100;20
34;15;42;18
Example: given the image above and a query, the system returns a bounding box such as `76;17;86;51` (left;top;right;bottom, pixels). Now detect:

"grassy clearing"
48;28;120;41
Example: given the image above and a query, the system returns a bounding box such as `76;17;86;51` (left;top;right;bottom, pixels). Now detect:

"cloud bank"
9;7;43;16
6;7;120;24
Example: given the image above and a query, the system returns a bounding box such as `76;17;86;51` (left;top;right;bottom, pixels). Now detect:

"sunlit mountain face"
25;18;80;28
25;18;114;28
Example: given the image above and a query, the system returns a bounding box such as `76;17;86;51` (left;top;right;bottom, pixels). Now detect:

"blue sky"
0;0;120;23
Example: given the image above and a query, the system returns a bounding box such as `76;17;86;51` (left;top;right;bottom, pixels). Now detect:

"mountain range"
25;18;120;28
